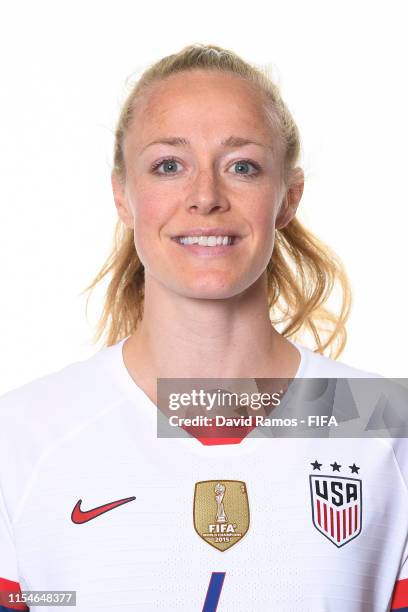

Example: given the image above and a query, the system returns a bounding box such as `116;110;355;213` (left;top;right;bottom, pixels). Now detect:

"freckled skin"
112;69;302;300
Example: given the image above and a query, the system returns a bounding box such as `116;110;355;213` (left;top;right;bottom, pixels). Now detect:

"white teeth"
177;235;234;246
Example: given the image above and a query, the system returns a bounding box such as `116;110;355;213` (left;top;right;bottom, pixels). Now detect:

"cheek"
130;181;174;230
129;186;177;262
251;193;278;238
134;197;162;228
258;207;276;233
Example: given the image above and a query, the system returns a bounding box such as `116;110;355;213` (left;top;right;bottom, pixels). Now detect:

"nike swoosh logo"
71;496;136;524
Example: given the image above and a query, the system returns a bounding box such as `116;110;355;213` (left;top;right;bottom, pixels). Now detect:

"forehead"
126;70;278;151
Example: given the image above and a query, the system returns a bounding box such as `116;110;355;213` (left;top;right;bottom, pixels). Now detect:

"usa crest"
193;480;249;551
309;461;362;547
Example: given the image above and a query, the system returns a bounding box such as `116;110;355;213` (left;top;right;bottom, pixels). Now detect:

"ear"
111;171;134;229
275;167;304;230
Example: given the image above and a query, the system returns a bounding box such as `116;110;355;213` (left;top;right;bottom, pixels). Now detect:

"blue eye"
231;159;261;177
151;157;261;177
152;158;181;174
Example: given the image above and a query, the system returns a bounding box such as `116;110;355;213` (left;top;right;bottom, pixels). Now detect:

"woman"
0;43;406;612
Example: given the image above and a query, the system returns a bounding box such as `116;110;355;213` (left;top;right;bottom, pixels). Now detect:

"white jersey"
0;337;407;611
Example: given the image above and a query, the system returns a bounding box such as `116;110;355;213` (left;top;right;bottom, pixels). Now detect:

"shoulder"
293;343;408;491
0;347;119;431
292;341;383;379
0;344;126;517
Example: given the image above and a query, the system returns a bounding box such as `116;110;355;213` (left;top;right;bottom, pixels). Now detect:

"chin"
175;279;248;300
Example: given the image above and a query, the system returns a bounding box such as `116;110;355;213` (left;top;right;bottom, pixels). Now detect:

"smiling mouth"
171;235;239;247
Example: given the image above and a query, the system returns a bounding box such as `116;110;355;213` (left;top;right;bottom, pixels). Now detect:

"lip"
171;227;242;238
170;236;242;257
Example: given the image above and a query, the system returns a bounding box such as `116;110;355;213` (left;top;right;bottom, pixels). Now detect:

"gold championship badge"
193;480;250;551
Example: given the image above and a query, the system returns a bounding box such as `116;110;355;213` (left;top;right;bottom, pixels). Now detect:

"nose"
187;168;229;214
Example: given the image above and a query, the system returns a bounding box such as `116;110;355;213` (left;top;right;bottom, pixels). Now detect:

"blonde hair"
83;43;351;359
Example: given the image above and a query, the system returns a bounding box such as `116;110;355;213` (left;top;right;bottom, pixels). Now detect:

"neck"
122;272;301;402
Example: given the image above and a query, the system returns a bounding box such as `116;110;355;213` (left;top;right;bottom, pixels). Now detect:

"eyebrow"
141;135;271;152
